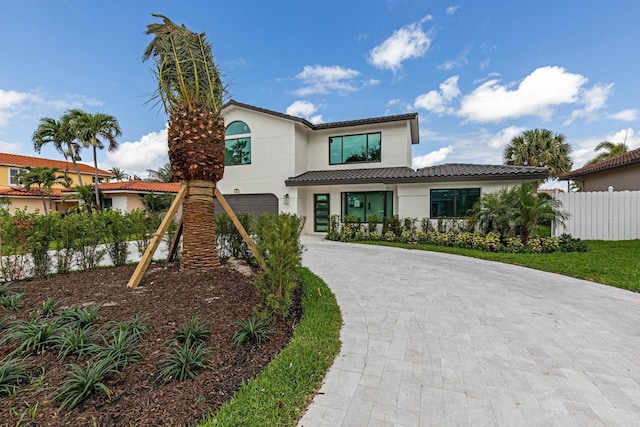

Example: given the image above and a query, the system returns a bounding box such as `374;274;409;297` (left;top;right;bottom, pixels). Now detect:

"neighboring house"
0;152;112;213
220;101;549;234
560;148;640;191
87;180;181;212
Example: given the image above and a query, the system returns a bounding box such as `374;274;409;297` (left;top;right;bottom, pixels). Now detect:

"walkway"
297;237;640;427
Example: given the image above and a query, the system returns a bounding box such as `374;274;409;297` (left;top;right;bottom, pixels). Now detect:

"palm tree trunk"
180;180;219;270
92;142;100;211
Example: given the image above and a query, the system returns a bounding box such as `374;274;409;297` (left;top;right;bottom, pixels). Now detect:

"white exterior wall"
220;107;299;214
306;121;413;171
111;195;128;212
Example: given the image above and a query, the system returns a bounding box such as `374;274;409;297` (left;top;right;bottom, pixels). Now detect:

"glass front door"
314;194;330;232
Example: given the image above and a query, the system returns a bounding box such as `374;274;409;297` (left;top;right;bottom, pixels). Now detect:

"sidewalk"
297;237;640;426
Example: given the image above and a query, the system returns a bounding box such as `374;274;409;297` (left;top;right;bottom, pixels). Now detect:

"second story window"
225;121;252;166
9;168;27;186
330;132;381;165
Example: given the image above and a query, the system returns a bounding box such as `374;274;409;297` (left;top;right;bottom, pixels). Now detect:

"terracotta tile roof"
416;164;550;181
0;187;64;197
560;148;640;179
0;152;111;176
97;181;181;193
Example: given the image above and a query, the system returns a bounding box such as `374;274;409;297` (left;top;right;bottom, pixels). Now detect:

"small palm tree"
32;114;85;186
143;14;227;270
146;163;173;183
507;184;567;246
16;166;69;214
109;167;129;182
587;141;629;165
67;109;121;211
467;188;514;238
503;129;573;192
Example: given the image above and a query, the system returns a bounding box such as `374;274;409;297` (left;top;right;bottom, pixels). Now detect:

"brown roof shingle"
560;148;640;179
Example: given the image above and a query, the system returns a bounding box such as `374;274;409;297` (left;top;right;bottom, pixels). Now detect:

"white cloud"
0;140;24;154
293;65;363;96
564;82;614;125
105;127;169;177
285;100;323;123
368;16;432;72
609;109;638;122
489;125;527;148
0;89;33;126
413;76;460;114
446;5;459;15
412;146;453;168
458;66;588;123
570;128;639;167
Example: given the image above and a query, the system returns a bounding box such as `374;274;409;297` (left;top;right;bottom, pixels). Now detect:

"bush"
254;214;305;318
231;316;272;348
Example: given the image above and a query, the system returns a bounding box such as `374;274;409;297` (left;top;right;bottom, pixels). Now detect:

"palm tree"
109;167;129;182
32;114;85;186
146;162;173;182
67;109;121;211
587;141;629;165
16;166;69;214
467;188;514;238
503;129;573;192
143;14;226;270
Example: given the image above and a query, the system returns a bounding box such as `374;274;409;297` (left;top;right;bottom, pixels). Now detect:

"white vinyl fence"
552;189;640;240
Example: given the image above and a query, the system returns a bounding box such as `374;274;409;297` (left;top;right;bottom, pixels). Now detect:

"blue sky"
1;0;638;185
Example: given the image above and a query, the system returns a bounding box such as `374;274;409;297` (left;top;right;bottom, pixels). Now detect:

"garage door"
214;193;278;218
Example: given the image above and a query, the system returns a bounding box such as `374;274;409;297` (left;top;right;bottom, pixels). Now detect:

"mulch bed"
0;260;302;426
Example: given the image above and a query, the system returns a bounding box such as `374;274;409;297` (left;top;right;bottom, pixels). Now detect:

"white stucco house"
219;100;549;234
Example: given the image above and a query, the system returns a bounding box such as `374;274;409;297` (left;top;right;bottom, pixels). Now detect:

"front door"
314;194;330;232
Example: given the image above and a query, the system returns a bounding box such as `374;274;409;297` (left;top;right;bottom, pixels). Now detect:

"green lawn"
363;240;640;293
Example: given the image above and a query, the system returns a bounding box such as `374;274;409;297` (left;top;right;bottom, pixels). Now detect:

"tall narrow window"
9;168;27;186
330;132;381;165
225;121;251;165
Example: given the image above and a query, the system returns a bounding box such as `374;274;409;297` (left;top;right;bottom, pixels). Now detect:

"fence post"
608;186;614;240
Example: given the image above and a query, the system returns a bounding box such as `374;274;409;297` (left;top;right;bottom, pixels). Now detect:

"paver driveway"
297;237;640;427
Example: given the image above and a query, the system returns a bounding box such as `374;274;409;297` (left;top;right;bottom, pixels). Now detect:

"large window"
225;121;251;166
430;188;480;218
9;168;27;186
330;132;381;165
341;191;392;222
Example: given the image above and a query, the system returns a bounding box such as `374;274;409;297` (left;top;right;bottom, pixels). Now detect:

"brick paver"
297;237;640;427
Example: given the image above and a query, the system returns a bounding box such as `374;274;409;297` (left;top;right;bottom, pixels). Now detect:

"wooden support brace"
214;187;267;272
166;220;183;262
127;183;187;288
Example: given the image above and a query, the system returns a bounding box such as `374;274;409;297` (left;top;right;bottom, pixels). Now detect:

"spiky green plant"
0;293;23;311
231;316;272;348
53;325;100;361
173;316;210;346
54;358;117;410
0;357;29;396
58;305;100;328
37;298;60;318
2;318;59;355
98;318;148;370
156;341;212;384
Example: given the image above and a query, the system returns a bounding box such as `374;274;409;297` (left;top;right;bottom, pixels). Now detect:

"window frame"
429;188;481;219
9;167;27;186
224;121;252;166
329;132;382;165
341;191;393;222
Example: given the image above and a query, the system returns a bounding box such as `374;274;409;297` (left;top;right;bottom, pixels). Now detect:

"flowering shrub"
327;215;588;254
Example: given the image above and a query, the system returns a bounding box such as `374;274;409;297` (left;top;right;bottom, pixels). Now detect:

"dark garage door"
214;193;279;218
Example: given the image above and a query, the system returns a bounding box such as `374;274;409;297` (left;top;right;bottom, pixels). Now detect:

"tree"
467;188;513;238
32;114;85;186
507;184;567;246
16;166;69;214
587;141;629;165
503;129;573;192
143;14;226;270
67;109;121;212
109;167;129;182
146;162;173;182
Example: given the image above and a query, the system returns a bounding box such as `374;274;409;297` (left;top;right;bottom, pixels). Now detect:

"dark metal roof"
223;100;420;144
415;163;550;182
560;148;640;179
285;167;416;186
286;163;550;186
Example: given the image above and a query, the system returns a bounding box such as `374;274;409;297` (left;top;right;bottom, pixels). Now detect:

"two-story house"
219;101;549;234
0;152;112;213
